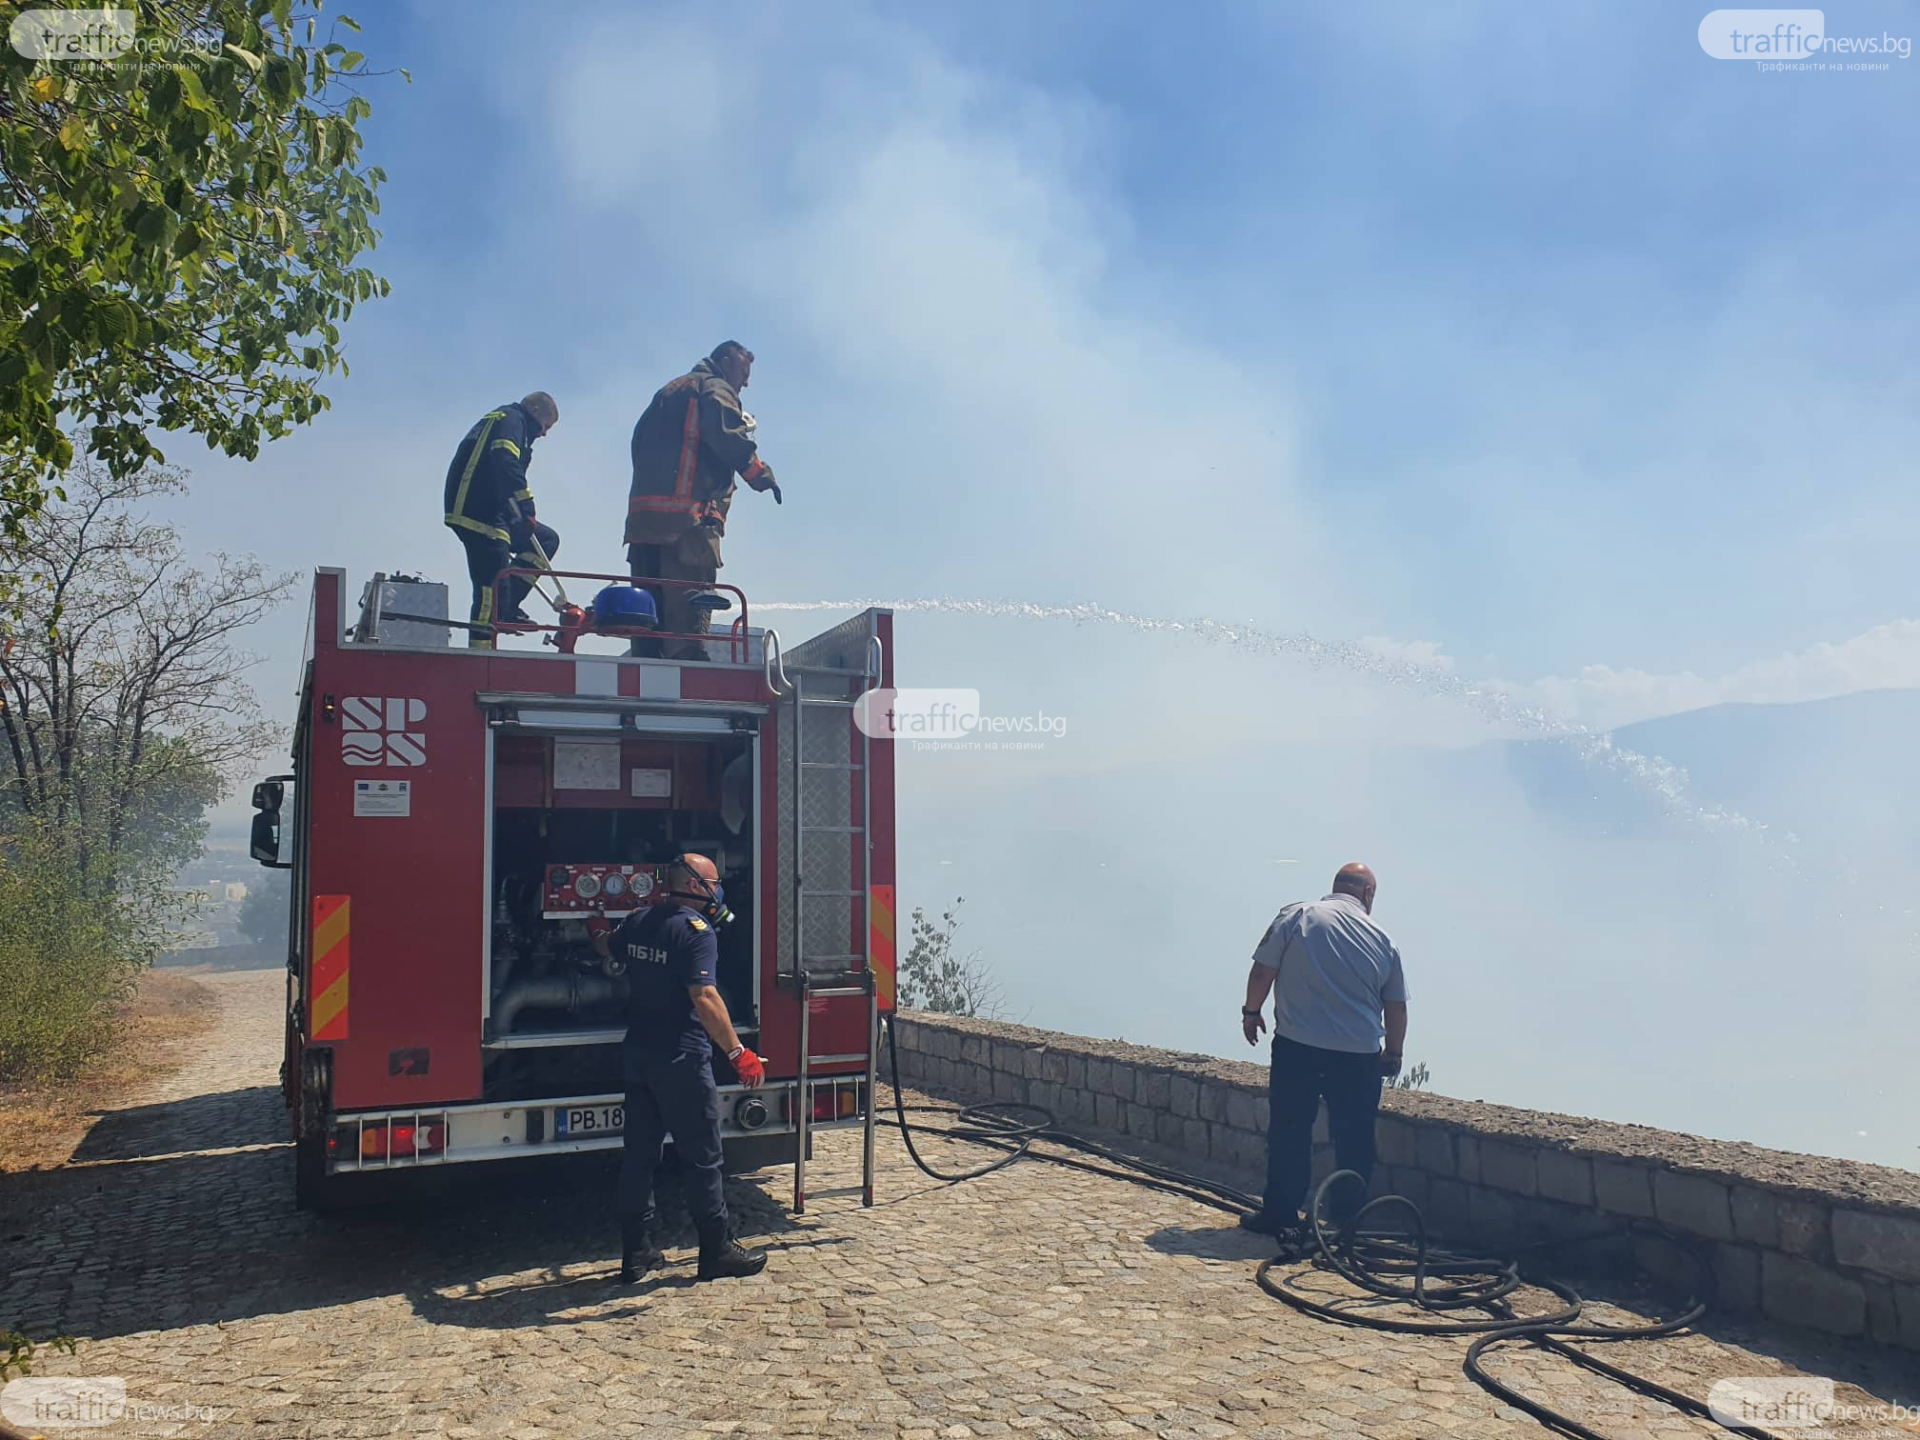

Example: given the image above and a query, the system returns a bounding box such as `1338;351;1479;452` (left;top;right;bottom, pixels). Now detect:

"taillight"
808;1086;863;1122
355;1120;447;1159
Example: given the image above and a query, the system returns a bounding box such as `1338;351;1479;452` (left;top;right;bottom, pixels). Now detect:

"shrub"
0;825;163;1082
898;897;1002;1018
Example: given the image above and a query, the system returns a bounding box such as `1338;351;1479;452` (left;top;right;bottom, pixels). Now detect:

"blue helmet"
592;584;659;630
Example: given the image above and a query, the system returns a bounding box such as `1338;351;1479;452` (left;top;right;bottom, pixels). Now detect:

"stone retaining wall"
888;1009;1920;1353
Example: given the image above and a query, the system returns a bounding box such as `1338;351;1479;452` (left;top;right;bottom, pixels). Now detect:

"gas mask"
670;862;734;928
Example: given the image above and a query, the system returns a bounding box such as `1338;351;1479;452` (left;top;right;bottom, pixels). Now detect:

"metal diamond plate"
788;612;874;671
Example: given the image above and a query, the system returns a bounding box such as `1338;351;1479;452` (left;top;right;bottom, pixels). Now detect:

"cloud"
1338;619;1920;734
1359;636;1456;671
1518;619;1920;730
517;4;1332;623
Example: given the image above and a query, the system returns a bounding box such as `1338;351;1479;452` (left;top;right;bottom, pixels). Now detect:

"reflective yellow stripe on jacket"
444;411;510;540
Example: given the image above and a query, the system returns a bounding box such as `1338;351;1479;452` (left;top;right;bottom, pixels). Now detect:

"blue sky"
175;0;1919;690
165;1;1919;1160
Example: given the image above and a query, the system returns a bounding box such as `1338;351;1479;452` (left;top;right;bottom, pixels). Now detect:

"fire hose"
878;1013;1783;1440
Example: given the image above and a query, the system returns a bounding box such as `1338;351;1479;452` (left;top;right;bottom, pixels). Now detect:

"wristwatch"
1241;1007;1262;1018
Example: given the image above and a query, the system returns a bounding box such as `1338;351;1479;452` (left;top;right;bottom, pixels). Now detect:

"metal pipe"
492;972;621;1034
796;970;811;1214
490;941;518;997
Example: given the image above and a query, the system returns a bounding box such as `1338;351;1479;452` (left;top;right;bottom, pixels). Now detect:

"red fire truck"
249;566;896;1212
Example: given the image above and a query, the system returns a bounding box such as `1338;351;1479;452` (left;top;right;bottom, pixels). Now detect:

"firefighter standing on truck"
443;391;562;648
626;342;781;659
587;853;769;1283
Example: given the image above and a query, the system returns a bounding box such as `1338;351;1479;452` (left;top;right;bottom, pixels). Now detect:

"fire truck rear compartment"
482;728;757;1103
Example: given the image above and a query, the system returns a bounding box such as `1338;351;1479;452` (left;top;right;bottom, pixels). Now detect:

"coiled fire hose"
879;1013;1783;1440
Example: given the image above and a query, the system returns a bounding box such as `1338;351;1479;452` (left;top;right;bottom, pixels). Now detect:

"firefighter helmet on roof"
593;584;659;630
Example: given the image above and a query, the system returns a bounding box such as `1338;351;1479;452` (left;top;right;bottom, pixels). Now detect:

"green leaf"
262;53;298;105
132;205;174;249
178;66;211;112
148;68;183;119
224;44;264;72
96;298;133;343
57;116;88;152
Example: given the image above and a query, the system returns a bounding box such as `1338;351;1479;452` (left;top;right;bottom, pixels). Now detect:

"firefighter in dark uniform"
587;853;768;1282
443;391;562;648
626;343;781;659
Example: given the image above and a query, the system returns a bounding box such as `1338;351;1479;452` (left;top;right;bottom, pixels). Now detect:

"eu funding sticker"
354;779;411;817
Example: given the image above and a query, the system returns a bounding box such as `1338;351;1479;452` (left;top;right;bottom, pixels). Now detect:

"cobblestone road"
1;970;1911;1439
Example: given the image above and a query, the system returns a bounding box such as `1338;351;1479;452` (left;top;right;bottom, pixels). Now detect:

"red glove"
729;1046;765;1088
585;912;611;941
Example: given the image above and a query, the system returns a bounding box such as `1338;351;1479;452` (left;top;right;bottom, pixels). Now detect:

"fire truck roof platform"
336;565;873;674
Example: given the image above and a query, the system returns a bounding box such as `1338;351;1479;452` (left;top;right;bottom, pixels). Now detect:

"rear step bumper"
326;1075;869;1173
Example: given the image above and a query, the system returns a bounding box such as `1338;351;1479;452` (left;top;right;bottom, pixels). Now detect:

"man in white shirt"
1239;862;1409;1238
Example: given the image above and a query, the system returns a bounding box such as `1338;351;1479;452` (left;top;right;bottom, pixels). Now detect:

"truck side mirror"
252;779;284;812
250;808;285;867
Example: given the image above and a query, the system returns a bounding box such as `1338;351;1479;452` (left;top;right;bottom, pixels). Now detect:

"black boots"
696;1218;767;1281
619;1215;665;1283
621;1215;766;1281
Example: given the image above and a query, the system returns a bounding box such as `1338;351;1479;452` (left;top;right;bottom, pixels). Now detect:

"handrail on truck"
762;628;792;696
489;567;753;664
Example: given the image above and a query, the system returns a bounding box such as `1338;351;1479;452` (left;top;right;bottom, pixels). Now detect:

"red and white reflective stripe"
629;395;704;517
674;395;700;500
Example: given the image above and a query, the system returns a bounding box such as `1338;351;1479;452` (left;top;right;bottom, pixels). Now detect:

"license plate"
554;1104;623;1137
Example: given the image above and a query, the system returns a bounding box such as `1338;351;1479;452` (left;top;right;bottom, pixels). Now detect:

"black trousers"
1263;1033;1383;1225
619;1043;728;1228
454;522;559;648
627;538;718;660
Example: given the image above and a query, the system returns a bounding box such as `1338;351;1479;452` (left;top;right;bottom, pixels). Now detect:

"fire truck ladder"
768;627;884;1214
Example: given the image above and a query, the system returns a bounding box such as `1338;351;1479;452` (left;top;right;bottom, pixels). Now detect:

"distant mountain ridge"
1496;688;1920;860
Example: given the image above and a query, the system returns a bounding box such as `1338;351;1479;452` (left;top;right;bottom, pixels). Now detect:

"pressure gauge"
631;873;653;899
603;873;627;899
574;872;601;901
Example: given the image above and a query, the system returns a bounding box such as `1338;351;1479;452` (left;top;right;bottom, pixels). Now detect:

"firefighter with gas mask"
586;852;768;1282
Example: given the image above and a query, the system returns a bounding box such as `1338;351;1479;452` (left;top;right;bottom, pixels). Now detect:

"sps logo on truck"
342;696;428;767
